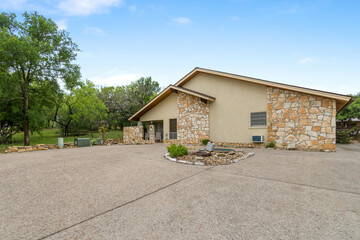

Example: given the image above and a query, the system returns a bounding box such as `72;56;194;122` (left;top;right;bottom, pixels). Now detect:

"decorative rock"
194;151;211;157
164;150;255;166
195;162;205;166
37;147;49;150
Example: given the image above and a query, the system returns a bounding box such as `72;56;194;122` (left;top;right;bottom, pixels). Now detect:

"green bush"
336;130;351;144
265;141;276;148
167;144;189;158
202;139;211;145
92;137;103;145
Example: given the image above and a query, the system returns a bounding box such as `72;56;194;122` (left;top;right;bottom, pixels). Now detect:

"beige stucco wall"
182;73;268;143
140;92;177;139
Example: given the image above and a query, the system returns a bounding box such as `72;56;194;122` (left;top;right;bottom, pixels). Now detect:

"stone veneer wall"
177;92;210;144
123;125;155;144
149;125;155;143
267;87;336;151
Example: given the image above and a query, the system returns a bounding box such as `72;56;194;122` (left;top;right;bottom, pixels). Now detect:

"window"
169;119;177;139
251;112;266;126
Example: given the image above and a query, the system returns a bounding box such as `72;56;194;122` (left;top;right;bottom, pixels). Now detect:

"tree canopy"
0;12;81;145
0;12;162;145
337;93;360;121
53;81;108;137
97;77;161;129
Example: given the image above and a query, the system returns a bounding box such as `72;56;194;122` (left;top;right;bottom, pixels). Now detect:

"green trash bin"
74;138;91;147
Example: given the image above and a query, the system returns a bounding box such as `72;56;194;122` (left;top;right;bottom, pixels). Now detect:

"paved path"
0;144;359;239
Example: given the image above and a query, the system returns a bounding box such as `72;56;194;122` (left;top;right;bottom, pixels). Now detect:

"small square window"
251;112;266;126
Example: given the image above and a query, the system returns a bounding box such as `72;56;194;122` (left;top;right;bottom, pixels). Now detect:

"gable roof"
129;67;354;121
129;85;215;121
170;85;215;101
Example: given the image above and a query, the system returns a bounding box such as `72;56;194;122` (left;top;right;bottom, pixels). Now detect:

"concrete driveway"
0;144;359;239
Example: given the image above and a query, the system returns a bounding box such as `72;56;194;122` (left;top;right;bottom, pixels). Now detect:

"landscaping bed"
165;149;254;166
4;138;123;154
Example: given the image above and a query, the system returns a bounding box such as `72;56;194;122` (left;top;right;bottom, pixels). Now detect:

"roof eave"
337;97;356;114
176;68;352;102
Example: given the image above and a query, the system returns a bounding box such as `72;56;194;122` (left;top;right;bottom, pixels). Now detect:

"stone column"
149;125;155;144
177;92;210;145
123;126;144;144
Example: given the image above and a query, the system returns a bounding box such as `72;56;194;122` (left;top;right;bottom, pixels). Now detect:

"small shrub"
266;141;276;148
92;137;103;145
202;139;211;145
99;126;107;142
336;130;351;144
167;144;188;158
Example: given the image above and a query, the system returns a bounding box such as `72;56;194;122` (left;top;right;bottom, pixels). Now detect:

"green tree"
97;86;126;129
337;93;360;123
0;12;81;145
125;77;160;123
126;76;161;108
97;77;161;129
54;81;107;136
0;65;59;142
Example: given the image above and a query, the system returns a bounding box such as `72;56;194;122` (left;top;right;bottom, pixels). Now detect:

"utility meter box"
58;138;64;148
74;138;91;147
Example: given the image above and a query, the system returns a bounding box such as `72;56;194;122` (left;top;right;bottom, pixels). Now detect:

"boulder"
194;151;211;157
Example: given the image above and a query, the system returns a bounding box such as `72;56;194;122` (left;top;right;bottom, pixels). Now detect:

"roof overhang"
169;85;215;102
129;67;354;121
174;68;353;113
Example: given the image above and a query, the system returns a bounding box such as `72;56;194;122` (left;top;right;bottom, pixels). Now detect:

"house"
127;67;354;151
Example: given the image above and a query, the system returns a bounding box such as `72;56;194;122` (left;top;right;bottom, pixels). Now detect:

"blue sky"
1;0;359;94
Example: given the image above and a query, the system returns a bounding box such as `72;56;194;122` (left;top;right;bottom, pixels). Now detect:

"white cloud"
172;17;192;25
91;73;142;87
58;0;123;16
299;57;314;64
84;27;105;36
0;0;27;10
56;19;68;30
232;16;240;21
128;4;137;12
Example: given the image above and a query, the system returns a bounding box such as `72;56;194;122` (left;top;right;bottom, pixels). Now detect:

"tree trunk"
64;125;69;137
24;85;30;146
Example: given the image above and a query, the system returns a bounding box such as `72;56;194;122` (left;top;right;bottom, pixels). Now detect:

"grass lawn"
0;128;123;153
